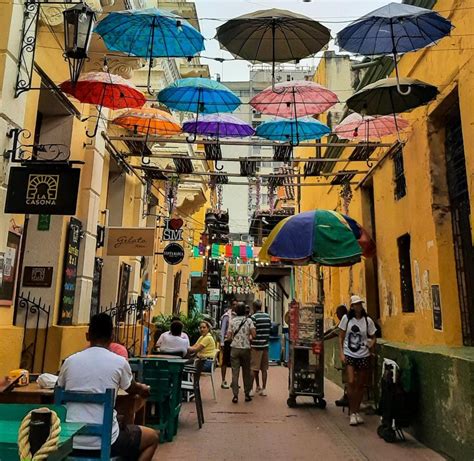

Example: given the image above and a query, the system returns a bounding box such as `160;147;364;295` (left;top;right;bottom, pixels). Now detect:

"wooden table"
0;409;84;461
0;384;129;404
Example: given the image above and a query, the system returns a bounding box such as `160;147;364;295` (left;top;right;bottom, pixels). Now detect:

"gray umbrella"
216;9;330;90
346;77;438;115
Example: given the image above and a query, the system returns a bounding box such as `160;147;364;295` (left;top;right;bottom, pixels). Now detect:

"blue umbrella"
336;3;452;94
256;117;330;145
158;78;240;113
95;9;205;93
158;78;241;143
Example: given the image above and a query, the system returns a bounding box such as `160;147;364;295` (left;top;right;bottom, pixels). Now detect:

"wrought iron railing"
15;292;51;373
98;299;152;357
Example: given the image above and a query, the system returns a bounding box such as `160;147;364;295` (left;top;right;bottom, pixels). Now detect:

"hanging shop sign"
22;266;54;287
162;218;184;241
208;288;220;303
58;217;82;325
106;227;155;256
163;243;185;265
5;166;80;215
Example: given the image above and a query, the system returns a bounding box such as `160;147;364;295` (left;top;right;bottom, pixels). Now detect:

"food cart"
287;301;326;408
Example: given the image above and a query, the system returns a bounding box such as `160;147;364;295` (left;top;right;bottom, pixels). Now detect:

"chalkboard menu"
431;285;443;331
90;257;103;317
58;217;82;325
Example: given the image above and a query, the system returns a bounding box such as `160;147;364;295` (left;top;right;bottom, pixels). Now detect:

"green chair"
142;360;173;442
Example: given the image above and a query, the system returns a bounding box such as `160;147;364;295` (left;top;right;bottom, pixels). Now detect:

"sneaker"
355;413;364;424
221;381;230;389
245;394;252;402
349;413;358;426
249;389;255;397
259;389;267;396
232;396;238;404
256;387;262;393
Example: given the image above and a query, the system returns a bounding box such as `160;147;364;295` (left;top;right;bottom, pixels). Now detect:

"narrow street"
156;367;443;461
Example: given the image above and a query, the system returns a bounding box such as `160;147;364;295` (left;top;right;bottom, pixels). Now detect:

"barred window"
393;146;406;200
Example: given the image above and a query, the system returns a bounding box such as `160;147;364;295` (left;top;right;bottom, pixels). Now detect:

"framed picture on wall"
0;229;22;306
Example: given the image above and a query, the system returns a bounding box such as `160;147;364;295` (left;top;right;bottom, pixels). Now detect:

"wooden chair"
54;387;121;461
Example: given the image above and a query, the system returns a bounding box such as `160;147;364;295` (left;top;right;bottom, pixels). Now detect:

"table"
0;417;84;461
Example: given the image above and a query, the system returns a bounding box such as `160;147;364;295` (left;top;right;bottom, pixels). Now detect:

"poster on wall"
0;230;22;305
58;217;82;325
431;285;443;331
90;257;103;317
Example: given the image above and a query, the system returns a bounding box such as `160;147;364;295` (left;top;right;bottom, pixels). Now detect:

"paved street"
156;366;443;461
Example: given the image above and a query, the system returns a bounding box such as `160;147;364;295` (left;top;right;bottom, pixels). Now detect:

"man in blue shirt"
250;300;271;396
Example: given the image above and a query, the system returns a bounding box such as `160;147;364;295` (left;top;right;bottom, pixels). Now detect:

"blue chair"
54;387;121;461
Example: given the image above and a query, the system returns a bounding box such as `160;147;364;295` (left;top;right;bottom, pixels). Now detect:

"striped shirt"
251;312;271;349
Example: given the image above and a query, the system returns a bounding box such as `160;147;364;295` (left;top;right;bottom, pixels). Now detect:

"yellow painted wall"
296;0;471;346
0;326;23;376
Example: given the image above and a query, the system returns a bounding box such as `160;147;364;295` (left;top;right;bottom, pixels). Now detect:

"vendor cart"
287;301;326;409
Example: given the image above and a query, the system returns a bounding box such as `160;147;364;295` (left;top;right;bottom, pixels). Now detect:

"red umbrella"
60;71;146;110
250;80;338;118
61;71;146;137
334;112;409;141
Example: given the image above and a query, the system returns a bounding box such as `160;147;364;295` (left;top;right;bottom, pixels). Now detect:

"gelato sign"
106;227;155;256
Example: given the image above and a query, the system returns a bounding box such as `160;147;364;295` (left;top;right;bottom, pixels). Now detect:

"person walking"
338;295;377;426
220;299;237;389
227;302;256;403
250;300;271;396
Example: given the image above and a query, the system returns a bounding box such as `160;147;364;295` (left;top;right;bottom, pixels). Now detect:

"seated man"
155;320;190;357
58;313;158;461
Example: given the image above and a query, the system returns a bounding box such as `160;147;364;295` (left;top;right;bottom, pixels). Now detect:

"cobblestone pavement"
154;366;444;461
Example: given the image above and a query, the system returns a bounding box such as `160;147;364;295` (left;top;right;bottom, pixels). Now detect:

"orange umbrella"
112;107;181;136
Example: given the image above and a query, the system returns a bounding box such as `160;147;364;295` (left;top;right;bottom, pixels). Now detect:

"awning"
252;265;291;284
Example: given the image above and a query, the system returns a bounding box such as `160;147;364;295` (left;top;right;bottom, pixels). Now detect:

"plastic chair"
54;387;121;461
199;350;220;401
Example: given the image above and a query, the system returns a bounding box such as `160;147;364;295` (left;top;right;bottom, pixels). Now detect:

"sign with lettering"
162;218;184;241
23;266;54;287
59;217;82;324
163;243;185;265
106;227;155;256
5;166;80;215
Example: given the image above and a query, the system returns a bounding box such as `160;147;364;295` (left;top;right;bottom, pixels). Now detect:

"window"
397;233;415;312
393;146;406;200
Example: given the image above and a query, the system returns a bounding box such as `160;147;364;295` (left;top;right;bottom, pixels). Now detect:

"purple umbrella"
182;113;255;138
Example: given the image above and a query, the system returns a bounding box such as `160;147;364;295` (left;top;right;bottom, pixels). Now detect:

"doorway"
445;106;474;345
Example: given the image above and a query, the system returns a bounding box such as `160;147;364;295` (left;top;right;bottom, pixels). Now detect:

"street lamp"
63;3;96;84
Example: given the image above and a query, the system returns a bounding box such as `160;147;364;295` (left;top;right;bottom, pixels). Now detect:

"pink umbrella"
250;80;338;118
334;113;409;141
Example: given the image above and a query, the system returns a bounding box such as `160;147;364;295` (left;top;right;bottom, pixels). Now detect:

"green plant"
152;310;206;345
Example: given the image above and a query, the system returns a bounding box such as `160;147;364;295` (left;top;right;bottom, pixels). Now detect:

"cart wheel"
314;397;326;409
287;396;297;408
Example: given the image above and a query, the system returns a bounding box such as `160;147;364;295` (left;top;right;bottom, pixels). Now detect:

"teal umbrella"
256;117;330;145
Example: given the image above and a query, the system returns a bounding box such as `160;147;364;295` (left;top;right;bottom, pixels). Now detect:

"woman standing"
338;295;377;426
227;302;256;403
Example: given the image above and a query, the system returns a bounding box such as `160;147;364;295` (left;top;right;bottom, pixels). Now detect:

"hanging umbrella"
60;71;146;138
94;8;205;93
335;113;409;141
250;81;338;118
259;209;375;266
216;9;330;91
158;78;241;144
346;77;438;116
112;107;181;136
336;3;452;94
158;78;240;113
183;114;254;138
256;117;330;145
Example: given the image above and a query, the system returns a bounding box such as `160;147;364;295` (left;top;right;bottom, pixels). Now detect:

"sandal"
232;396;238;404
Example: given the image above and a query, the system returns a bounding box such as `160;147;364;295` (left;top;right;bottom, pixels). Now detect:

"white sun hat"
350;295;365;306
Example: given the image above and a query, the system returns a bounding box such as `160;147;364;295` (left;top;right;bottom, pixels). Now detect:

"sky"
192;0;400;81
